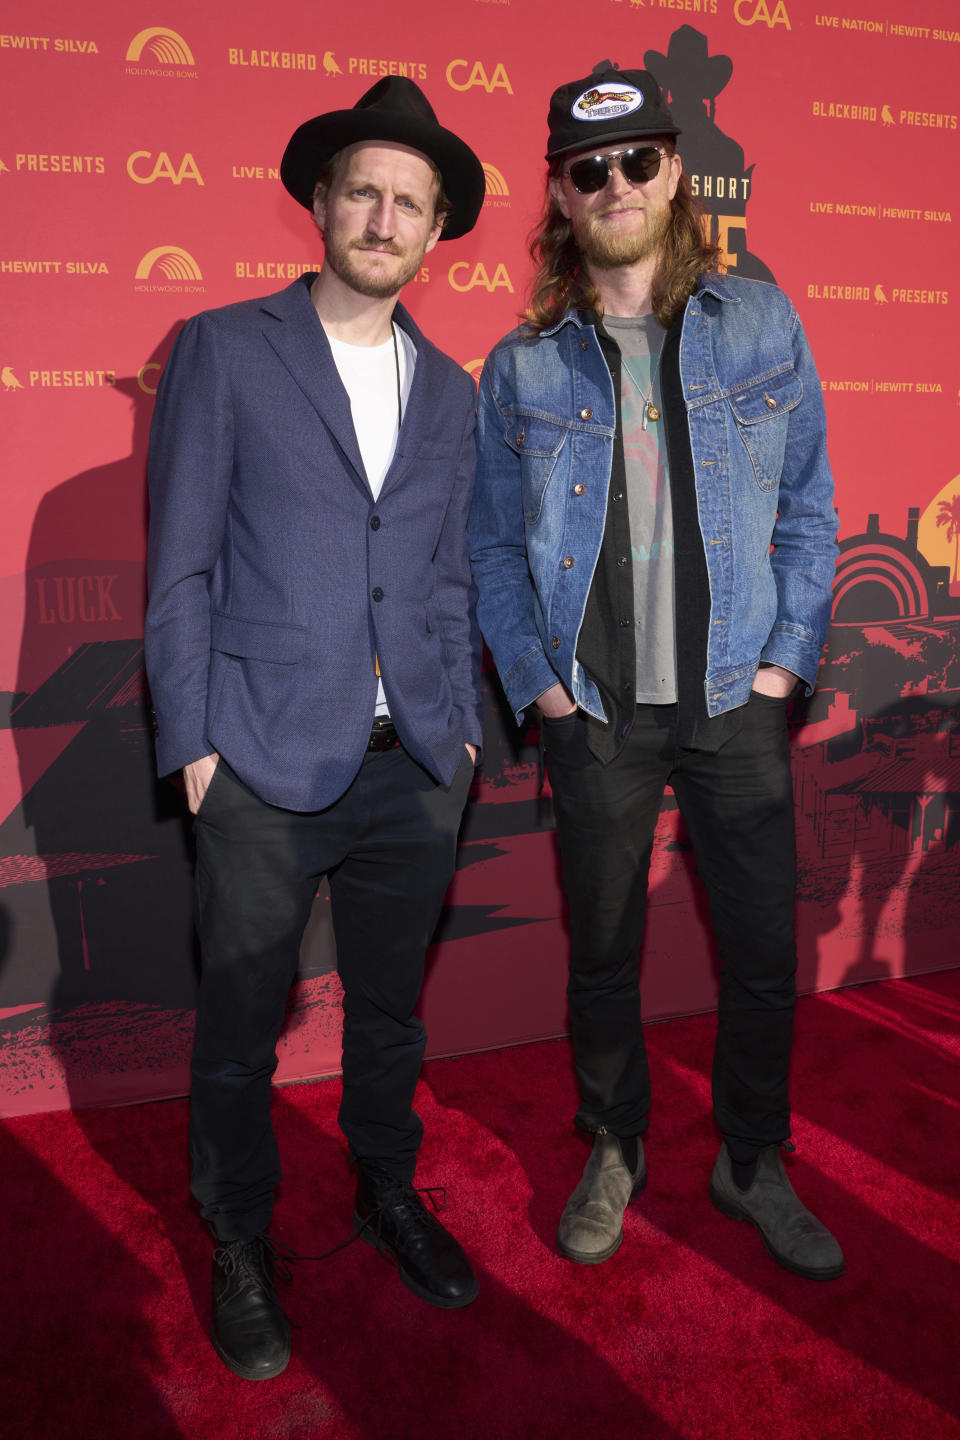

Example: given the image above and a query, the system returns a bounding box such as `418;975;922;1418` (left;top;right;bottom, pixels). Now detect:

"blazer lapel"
259;279;369;494
378;304;440;500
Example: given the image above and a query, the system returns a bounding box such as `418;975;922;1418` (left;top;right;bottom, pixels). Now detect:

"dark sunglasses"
563;146;668;195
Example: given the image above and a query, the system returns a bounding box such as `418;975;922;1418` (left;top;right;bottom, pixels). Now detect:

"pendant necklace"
391;322;403;429
621;343;664;430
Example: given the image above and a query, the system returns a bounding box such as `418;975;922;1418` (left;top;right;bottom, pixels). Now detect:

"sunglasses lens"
568;156;609;194
620;148;664;184
567;148;664;193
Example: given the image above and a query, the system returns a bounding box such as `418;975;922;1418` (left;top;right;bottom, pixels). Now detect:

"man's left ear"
667;151;682;202
424;221;443;255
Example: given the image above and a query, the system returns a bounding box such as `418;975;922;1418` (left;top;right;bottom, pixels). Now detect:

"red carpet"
3;970;960;1440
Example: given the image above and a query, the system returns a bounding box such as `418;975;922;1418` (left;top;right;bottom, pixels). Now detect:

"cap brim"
547;123;681;162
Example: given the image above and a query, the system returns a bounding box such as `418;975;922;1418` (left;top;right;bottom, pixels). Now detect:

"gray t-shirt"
605;313;677;704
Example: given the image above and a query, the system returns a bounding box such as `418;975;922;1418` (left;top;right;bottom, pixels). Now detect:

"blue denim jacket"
469;273;839;724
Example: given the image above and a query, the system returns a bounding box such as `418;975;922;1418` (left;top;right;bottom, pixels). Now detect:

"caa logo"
482;164;509;198
137;363;162;394
734;0;791;29
125;28;196;65
446;60;513;94
449;262;514;293
135;246;203;281
127;152;204;185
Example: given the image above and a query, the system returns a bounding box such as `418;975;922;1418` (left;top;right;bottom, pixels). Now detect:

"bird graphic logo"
874;284;888;305
2;366;24;391
0;159;9;176
881;105;895;126
323;51;342;76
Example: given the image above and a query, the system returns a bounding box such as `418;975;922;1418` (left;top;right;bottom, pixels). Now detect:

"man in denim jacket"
469;62;843;1279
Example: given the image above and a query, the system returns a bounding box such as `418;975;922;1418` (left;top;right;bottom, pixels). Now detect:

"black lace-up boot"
354;1165;478;1309
211;1234;292;1379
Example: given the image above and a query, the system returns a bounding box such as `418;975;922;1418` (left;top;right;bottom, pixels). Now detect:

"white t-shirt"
326;323;417;712
327;324;416;498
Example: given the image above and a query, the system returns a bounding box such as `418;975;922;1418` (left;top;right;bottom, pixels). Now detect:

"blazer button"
551;636;561;649
372;587;384;602
562;556;575;569
613;491;624;503
580;407;593;420
619;616;631;627
370;516;381;530
573;483;585;496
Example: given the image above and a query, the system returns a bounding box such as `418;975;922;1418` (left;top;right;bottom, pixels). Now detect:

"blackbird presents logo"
448;261;514;293
126;27;195;65
462;359;485;385
734;0;791;29
127;152;204;185
446;59;513;94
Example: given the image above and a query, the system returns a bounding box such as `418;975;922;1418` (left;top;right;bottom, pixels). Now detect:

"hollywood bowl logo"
125;27;195;66
482;163;509;198
134;246;204;289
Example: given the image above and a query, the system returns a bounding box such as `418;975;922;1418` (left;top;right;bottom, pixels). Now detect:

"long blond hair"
524;155;720;332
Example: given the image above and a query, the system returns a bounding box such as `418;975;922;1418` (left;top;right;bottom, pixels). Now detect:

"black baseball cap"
546;60;680;162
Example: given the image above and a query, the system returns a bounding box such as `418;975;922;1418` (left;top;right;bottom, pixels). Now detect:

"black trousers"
190;746;473;1242
543;694;798;1165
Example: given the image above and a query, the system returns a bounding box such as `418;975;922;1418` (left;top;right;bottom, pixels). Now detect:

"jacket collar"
538;266;742;338
694;271;742;304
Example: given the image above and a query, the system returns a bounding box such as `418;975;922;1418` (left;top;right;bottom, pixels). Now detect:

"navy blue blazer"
145;276;483;812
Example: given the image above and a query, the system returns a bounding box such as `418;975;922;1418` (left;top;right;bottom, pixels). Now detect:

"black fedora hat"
281;76;485;240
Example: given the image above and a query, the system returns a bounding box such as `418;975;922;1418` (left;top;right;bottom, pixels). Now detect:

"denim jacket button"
573;483;586;496
551;636;561;649
580;407;593;420
562;556;575;569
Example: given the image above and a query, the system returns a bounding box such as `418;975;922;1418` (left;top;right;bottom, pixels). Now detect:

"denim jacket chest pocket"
504;410;569;524
727;367;803;492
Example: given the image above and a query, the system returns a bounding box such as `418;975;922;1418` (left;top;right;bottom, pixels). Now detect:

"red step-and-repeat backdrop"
2;0;958;1116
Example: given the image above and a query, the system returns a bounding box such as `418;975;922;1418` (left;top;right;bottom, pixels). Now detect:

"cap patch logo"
571;83;644;123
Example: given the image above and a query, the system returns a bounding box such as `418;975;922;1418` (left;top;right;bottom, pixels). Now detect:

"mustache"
352;236;403;256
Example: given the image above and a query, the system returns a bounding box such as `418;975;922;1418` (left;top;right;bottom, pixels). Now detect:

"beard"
572;200;672;269
323;228;426;299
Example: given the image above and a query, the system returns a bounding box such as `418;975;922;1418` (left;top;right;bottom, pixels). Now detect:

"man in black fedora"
470;62;843;1280
146;77;486;1379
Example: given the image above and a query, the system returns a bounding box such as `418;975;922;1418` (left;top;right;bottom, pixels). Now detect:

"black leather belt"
367;717;400;752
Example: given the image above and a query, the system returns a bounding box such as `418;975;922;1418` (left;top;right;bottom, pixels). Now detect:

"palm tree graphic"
936;492;960;584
